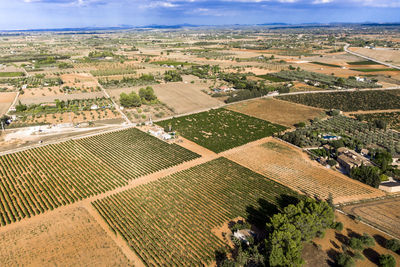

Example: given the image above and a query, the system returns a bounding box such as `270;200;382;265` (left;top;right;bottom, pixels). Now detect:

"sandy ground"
349;47;400;66
224;138;385;204
61;73;99;88
313;211;400;267
341;197;400;238
0;206;132;267
0;92;16;115
226;98;325;127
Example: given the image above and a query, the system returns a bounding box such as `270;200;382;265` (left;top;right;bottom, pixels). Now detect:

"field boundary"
336;209;399;239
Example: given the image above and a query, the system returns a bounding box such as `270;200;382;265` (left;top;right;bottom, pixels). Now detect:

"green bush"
379;254;396;267
337;253;355;267
386;239;400;252
349;237;364;251
334;222;344;231
360;233;375;248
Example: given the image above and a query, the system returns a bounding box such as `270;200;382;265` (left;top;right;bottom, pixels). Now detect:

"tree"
337;253;355;267
360;233;375;248
268;224;304;267
349;237;364;251
386;239;400;252
120;91;142;108
139;86;157;102
350;165;381;188
164;70;183;82
15;100;27;112
373;150;393;173
374;120;387;130
379;254;396;267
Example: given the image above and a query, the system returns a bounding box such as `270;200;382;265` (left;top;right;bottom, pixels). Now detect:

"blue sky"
0;0;399;30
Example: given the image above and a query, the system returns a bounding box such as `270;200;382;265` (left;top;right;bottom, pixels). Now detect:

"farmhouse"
233;229;255;245
336;148;372;173
379;181;400;193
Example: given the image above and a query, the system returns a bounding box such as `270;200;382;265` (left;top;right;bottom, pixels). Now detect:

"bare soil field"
224;138;385;204
226;98;325;127
341;197;400;238
19;86;62;98
313;211;400;267
109;82;224;114
61;73;98;88
349;47;400;66
0;206;132;267
0;92;16;115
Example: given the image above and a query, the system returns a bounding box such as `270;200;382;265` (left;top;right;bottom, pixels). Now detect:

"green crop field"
0;141;126;226
256;74;286;82
92;157;299;266
0;128;199;226
310;62;341;68
76;128;200;178
277;90;400;112
157;108;286;153
347;60;381;65
0;72;25;77
350;68;400;72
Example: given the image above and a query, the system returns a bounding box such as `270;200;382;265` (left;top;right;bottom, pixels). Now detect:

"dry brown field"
108;81;223;114
226;98;325;127
224;138;385;204
349;47;400;66
0;207;131;266
61;73;98;89
312;211;400;267
0;92;16;115
341;197;400;238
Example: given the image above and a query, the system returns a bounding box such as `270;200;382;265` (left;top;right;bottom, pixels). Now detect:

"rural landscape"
0;15;400;267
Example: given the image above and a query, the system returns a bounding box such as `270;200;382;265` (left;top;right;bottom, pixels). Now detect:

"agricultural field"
277;90;400;112
351;111;400;131
0;140;126;226
348;47;400;66
92;157;300;266
107;81;223;115
282;115;400;155
0;207;132;266
341;197;400;238
76;128;200;178
0;92;16;115
224;139;385;203
0;128;199;226
226;98;325;127
271;70;381;89
157;108;286;153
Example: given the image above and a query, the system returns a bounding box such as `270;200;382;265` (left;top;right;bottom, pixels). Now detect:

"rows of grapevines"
0;141;126;226
76;128;200;178
157;108;287;153
92;157;299;266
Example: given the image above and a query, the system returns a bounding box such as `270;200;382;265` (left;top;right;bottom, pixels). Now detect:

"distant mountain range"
1;22;399;33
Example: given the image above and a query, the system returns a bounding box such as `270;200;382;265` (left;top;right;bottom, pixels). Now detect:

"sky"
0;0;399;30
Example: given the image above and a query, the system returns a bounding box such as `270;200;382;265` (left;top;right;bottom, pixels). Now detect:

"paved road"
344;44;400;70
